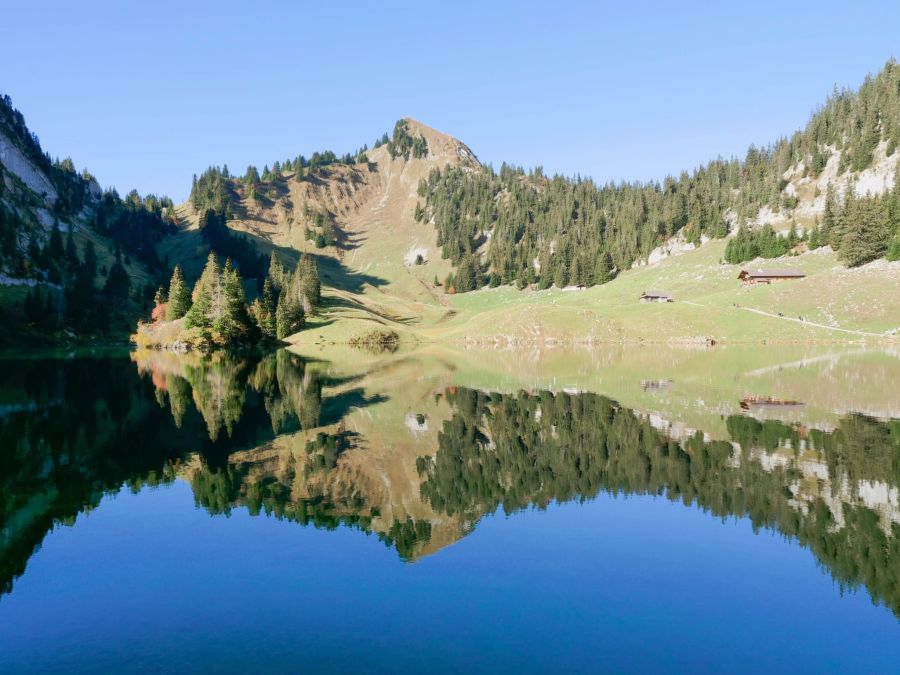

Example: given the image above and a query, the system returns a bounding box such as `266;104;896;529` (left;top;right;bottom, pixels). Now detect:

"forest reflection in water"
1;348;899;620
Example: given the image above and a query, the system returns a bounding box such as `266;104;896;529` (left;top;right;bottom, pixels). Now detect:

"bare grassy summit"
162;118;480;343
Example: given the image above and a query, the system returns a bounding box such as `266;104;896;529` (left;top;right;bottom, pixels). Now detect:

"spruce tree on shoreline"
166;265;191;320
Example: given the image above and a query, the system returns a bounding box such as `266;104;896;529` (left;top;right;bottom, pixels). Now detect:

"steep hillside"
318;70;900;343
0;95;174;346
165;118;480;338
417;60;900;290
164;66;900;347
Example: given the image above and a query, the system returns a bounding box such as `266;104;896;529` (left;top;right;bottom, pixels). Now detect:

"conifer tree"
24;287;41;325
167;265;191;320
808;223;821;250
244;165;260;184
268;251;285;289
822;183;842;250
191;252;225;328
217;260;252;341
185;283;212;330
184;254;221;331
839;195;892;266
887;233;900;261
64;243;97;330
454;254;479;292
275;293;304;339
47;221;64;262
257;277;277;337
296;254;321;313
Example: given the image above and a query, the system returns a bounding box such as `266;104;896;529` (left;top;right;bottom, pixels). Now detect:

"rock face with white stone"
637;231;711;268
404;246;429;267
633;139;898;268
0;130;58;205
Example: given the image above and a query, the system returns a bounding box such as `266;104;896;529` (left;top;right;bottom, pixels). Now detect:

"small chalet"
739;396;805;411
639;290;673;303
738;269;806;285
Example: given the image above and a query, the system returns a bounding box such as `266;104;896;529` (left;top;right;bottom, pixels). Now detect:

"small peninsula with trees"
133;248;320;351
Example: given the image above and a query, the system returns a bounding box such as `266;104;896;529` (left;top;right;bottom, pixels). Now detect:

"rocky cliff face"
0;108;122;277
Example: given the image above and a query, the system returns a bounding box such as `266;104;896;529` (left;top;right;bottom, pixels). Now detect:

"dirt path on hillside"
737;306;889;337
682;300;890;337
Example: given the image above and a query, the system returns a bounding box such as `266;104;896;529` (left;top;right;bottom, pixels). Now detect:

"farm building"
738;269;806;285
739;396;805;411
639;290;673;303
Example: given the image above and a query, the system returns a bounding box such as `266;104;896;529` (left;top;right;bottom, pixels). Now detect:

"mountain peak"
377;117;480;167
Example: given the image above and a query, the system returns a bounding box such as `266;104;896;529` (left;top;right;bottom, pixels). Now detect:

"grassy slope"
165;121;460;346
156;119;898;346
440;241;900;341
294;238;900;346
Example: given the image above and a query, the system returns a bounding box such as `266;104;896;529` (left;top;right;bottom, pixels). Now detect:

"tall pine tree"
167;265;192;320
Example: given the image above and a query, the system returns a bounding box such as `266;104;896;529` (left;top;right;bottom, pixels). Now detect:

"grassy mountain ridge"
186;68;899;344
163;118;480;342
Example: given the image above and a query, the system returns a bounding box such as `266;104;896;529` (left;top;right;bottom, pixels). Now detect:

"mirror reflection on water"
1;345;899;672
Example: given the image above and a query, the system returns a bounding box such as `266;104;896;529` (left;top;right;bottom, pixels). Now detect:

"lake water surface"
2;346;900;673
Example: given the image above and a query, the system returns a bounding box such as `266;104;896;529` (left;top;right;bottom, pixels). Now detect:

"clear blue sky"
2;1;898;202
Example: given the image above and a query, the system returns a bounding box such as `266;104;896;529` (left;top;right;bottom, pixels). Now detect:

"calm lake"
2;345;900;673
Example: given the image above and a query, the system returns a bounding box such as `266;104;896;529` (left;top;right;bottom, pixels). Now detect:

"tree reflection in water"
2;355;900;618
419;388;900;617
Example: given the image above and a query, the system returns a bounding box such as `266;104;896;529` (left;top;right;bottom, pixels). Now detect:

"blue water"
2;480;898;673
3;353;900;672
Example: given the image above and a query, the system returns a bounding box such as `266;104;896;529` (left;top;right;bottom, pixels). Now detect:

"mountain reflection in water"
1;349;899;621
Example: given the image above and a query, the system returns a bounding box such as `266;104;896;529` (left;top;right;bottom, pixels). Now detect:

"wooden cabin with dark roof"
639;290;674;303
738;269;806;285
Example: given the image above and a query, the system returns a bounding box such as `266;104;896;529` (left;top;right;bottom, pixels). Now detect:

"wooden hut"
738;269;805;285
639;290;674;303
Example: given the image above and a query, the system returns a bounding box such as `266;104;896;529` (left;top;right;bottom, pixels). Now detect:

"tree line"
385;119;429;160
6;219;158;343
156;248;320;346
1;94;177;343
418;59;900;291
190;142;372;215
725;184;900;266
